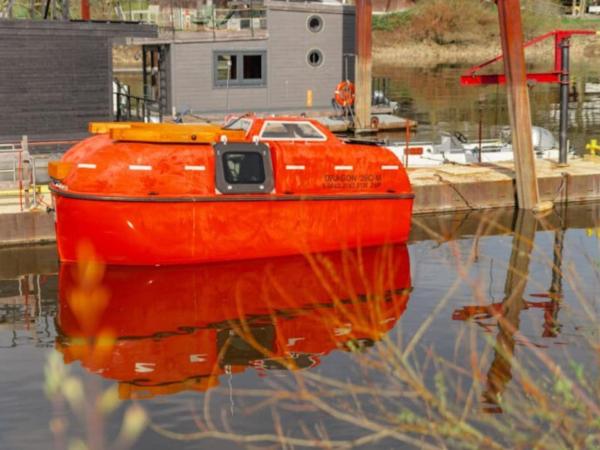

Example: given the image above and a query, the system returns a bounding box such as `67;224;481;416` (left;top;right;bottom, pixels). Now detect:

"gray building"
134;1;356;116
0;20;156;143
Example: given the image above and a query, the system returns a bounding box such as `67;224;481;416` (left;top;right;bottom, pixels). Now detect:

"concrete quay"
410;157;600;214
0;157;598;249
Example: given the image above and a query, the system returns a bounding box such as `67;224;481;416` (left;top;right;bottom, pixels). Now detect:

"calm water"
376;63;600;153
1;204;598;449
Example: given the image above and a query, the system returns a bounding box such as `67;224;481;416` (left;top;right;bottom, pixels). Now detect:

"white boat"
384;126;572;168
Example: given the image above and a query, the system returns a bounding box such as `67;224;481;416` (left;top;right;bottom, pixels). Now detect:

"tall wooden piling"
355;0;373;132
496;0;541;210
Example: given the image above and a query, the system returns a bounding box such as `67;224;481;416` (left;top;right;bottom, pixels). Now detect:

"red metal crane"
460;30;598;86
461;28;598;166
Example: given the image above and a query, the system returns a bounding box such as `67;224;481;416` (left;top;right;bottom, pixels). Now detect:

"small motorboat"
49;117;414;265
385;126;572;167
56;245;411;398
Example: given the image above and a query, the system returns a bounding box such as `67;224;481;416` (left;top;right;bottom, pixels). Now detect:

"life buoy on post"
334;81;355;108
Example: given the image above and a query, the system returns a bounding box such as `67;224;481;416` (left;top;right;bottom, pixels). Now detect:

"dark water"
0;203;598;449
376;63;600;154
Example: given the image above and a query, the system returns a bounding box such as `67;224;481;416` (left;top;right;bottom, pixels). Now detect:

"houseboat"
49;117;414;265
56;244;411;398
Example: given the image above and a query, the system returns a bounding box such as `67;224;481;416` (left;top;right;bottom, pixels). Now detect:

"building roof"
0;19;158;40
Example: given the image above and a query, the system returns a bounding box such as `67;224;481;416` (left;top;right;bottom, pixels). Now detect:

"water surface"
377;63;600;154
1;203;598;449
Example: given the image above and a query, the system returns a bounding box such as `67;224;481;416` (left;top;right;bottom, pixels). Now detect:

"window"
259;121;327;141
243;54;262;80
214;51;266;87
223;152;265;184
216;54;237;82
307;15;323;33
223;117;253;131
307;49;323;67
214;142;274;194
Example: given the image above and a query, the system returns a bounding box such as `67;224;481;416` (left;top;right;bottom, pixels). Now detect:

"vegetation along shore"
373;0;600;67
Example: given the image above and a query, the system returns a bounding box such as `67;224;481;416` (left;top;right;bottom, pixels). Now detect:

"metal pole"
31;158;37;208
478;97;483;163
81;0;89;20
116;81;122;121
404;125;410;169
496;0;541;210
62;0;69;20
43;0;51;19
354;0;373;132
559;38;570;165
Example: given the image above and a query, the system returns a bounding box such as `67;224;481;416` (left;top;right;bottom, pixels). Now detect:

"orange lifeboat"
56;245;411;399
49;117;414;265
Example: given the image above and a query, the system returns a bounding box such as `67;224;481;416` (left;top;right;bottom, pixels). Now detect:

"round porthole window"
307;15;323;33
307;49;323;67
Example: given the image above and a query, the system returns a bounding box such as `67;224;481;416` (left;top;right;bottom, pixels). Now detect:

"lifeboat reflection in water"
56;245;411;399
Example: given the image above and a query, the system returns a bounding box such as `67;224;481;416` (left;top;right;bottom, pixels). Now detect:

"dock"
1;157;598;249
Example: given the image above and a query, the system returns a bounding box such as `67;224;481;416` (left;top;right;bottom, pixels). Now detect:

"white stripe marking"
129;165;152;171
77;163;96;169
381;165;400;170
135;363;156;373
286;165;305;171
334;165;353;171
185;165;206;171
190;354;208;363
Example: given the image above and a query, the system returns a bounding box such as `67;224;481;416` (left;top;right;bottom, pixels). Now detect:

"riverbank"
373;36;600;69
372;0;600;68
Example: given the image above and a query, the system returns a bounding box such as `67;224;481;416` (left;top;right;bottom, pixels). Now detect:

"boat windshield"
259;121;327;141
224;118;253;132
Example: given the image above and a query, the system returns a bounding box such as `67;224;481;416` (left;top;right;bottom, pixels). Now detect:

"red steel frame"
460;30;597;86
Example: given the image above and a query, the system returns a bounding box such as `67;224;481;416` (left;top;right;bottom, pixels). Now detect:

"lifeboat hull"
53;194;413;265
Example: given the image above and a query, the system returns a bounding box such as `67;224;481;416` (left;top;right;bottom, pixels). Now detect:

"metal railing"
0;137;73;211
114;80;162;123
0;137;34;211
132;6;268;33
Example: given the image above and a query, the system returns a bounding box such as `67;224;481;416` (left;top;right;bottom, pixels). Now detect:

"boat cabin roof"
227;116;334;143
89;116;337;145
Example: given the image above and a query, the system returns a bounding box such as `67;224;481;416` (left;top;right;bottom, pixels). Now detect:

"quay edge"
1;158;599;249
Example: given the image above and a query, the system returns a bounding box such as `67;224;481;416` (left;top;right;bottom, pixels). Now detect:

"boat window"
259;121;327;141
214;51;267;87
222;152;266;184
223;117;253;131
214;142;274;194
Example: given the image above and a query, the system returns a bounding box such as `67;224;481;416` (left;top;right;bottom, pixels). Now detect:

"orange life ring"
334;81;355;108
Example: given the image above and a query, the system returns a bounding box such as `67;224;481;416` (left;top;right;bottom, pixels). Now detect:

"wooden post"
354;0;373;132
496;0;541;210
483;209;536;410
